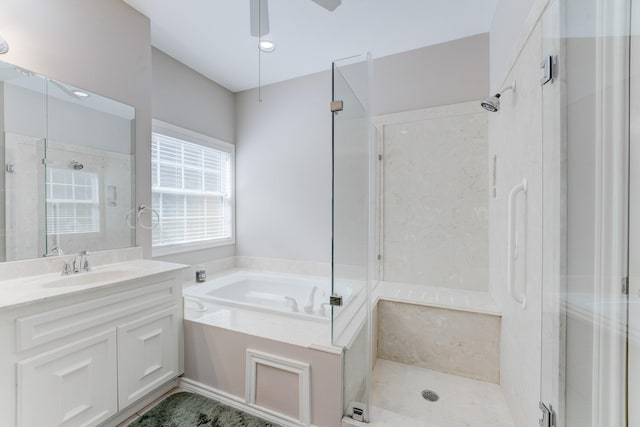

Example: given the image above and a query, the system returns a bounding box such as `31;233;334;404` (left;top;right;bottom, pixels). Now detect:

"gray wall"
236;71;332;262
0;0;153;256
151;48;236;264
236;34;490;263
374;33;489;115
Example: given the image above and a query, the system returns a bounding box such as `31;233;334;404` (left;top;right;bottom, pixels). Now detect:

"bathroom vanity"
0;249;187;427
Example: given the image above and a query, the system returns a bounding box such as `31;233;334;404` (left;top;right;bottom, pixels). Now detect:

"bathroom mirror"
0;59;135;261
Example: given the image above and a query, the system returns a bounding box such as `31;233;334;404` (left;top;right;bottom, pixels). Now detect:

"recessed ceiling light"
259;40;275;53
72;90;89;98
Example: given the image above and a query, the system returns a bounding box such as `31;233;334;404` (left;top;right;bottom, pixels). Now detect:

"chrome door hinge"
330;100;344;113
622;277;629;295
330;294;343;307
540;56;557;86
541;56;555;86
539;402;555;427
41;158;53;165
378;154;382;161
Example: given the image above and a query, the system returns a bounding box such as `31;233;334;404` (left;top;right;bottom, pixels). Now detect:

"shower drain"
421;390;439;402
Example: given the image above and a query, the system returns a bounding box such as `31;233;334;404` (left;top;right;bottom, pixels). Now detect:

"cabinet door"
117;306;178;409
17;330;117;427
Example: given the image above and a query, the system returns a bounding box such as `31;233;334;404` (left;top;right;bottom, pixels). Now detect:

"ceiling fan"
250;0;341;37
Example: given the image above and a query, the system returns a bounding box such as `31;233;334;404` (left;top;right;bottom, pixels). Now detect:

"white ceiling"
123;0;499;93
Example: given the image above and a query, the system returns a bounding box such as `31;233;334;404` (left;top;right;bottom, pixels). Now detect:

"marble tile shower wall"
382;103;489;292
488;21;544;427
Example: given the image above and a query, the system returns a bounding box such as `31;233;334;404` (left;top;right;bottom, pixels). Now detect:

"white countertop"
0;259;187;311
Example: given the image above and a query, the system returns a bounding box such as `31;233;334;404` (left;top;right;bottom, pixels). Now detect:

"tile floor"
348;358;515;427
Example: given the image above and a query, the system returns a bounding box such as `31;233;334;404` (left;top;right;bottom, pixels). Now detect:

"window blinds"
151;131;233;248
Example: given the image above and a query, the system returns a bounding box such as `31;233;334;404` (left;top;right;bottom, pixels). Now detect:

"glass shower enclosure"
331;53;375;422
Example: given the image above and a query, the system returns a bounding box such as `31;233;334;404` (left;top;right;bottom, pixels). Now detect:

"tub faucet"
303;286;318;314
284;296;299;312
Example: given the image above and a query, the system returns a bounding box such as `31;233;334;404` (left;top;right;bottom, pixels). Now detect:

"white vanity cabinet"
0;267;184;427
17;330;119;427
117;306;179;409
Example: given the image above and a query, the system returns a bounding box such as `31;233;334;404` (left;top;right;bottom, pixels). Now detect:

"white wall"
235;35;490;263
151;48;236;264
380;103;489;292
0;0;152;256
488;20;543;426
490;0;539;90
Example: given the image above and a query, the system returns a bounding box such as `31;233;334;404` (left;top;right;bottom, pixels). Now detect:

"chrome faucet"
63;250;91;275
303;286;318;314
284;296;299;312
74;250;91;273
46;246;64;256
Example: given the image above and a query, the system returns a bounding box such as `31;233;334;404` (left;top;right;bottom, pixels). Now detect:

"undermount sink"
26;267;144;288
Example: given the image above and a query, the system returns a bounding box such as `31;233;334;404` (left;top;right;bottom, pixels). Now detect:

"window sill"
152;238;235;257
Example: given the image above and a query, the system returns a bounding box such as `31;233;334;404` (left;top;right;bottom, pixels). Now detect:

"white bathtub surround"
377;300;500;383
377;101;489;292
235;256;331;277
363;359;514;427
183;271;338;320
180;256;236;284
183;319;343;427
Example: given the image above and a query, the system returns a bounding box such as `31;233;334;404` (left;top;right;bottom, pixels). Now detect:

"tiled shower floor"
345;358;515;427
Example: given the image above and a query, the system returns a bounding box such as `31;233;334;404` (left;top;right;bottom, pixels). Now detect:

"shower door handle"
507;179;527;309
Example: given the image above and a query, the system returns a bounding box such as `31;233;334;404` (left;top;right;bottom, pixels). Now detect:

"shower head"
71;160;84;170
481;94;501;112
481;81;516;113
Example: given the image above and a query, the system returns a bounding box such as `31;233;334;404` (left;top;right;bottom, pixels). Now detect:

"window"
151;121;234;255
46;168;100;235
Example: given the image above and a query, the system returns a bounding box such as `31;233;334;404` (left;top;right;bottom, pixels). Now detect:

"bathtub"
183;270;357;321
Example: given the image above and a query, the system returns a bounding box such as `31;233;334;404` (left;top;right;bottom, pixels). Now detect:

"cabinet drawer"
17;330;118;427
17;277;179;352
117;306;179;409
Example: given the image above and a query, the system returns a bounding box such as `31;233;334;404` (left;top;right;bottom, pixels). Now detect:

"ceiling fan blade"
250;0;270;37
311;0;341;11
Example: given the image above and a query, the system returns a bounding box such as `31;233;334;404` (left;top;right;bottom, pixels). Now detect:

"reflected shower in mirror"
0;59;136;261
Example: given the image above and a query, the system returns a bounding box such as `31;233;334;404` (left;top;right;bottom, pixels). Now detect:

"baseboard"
179;377;320;427
99;378;179;426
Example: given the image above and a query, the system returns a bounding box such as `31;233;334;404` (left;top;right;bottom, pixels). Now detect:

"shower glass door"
541;0;632;425
331;53;373;422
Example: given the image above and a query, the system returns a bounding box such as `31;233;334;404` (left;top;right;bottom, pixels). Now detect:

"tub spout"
184;297;208;312
303;286;318;314
284;296;299;312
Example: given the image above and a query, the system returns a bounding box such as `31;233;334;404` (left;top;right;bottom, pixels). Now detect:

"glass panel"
1;62;48;260
540;0;567;422
332;53;373;422
542;1;632;426
628;0;640;425
0;58;136;261
44;76;135;256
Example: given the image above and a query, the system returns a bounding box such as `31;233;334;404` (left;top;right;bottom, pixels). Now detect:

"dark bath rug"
129;392;282;427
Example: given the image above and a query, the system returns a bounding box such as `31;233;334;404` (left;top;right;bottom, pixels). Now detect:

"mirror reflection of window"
45;167;100;235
